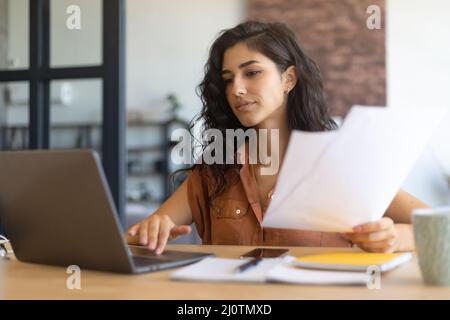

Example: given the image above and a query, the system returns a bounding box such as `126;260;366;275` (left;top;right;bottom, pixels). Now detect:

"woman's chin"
236;113;264;128
238;117;260;128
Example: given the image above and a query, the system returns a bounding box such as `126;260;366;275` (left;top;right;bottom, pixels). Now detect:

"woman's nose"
231;78;247;96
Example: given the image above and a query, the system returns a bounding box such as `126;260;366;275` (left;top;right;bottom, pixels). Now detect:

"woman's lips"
236;102;256;111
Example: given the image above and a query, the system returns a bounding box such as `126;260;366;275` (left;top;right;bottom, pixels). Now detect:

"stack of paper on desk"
262;106;446;233
170;256;368;285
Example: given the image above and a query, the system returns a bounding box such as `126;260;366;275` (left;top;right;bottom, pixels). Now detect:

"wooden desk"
1;244;449;299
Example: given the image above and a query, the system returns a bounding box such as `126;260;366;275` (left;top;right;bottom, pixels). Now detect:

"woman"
126;21;428;254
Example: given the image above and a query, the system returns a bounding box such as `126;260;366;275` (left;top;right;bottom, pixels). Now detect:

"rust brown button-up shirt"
187;151;352;247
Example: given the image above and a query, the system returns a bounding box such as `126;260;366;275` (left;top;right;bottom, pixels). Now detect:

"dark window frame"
0;0;126;227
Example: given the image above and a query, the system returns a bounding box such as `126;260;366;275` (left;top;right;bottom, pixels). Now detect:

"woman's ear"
283;65;298;93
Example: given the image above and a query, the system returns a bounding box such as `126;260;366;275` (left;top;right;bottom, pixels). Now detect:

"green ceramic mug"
413;207;450;286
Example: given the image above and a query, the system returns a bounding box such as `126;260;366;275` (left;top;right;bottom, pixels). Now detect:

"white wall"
387;0;450;206
126;0;246;122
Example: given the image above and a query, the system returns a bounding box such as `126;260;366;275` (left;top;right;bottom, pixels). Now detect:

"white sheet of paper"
262;106;446;233
269;130;338;211
266;264;368;285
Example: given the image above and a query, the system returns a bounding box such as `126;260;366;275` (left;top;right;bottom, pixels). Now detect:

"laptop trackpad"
129;245;199;262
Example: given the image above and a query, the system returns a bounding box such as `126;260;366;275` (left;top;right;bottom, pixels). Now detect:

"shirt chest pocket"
210;199;250;245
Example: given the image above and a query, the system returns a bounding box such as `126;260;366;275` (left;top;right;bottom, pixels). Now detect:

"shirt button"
235;209;241;215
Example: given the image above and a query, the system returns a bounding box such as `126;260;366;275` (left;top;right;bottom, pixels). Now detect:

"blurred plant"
166;93;181;119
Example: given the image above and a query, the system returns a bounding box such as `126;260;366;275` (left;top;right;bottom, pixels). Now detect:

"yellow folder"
293;252;412;272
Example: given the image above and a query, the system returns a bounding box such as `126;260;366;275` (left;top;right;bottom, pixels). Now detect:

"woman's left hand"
341;217;399;253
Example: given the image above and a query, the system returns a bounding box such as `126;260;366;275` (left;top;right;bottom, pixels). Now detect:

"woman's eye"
222;71;260;85
246;70;261;77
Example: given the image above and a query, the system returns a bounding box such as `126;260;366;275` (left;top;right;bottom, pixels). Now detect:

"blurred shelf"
128;171;161;178
127;145;164;153
127;141;180;152
127;199;163;206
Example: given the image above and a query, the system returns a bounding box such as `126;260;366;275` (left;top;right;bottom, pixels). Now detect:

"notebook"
293;252;413;272
170;256;369;285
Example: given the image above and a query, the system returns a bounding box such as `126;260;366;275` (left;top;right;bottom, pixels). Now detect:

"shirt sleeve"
186;166;211;244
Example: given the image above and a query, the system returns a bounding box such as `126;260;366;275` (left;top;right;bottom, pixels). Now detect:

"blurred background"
1;0;449;243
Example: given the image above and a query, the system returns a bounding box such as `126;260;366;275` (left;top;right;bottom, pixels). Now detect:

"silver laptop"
0;149;213;273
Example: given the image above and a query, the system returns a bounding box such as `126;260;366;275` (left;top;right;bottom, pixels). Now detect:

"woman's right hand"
126;214;192;255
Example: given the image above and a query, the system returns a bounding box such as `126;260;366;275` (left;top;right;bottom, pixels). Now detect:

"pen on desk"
235;257;263;273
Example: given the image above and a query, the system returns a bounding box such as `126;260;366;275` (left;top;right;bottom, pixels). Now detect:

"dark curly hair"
173;20;336;201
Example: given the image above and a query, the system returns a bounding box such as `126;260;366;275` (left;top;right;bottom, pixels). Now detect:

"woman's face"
221;42;296;128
